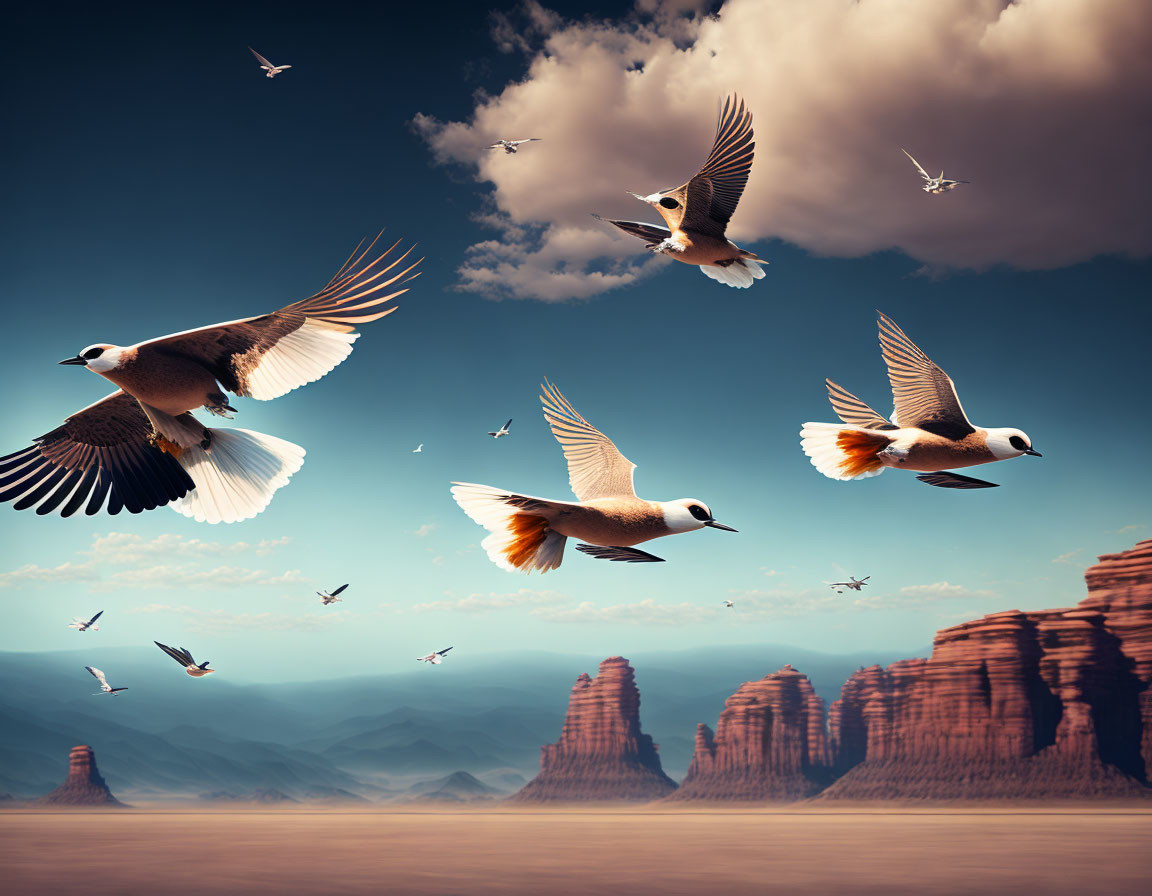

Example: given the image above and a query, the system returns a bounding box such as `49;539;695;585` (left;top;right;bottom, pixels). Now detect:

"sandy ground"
2;807;1150;895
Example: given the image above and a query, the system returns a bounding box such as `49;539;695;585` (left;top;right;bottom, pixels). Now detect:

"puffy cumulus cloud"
95;566;306;591
129;603;336;634
0;561;98;589
415;0;1152;301
532;598;719;625
853;581;997;608
413;588;569;613
89;532;291;564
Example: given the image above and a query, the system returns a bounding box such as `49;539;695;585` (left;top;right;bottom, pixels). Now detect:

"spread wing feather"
540;380;636;501
134;235;421;400
825;379;897;430
678;95;755;238
592;215;670;246
0;391;194;517
878;313;974;439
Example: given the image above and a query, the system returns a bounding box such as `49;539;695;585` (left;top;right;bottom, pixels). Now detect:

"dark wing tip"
915;472;1000;489
576;543;665;563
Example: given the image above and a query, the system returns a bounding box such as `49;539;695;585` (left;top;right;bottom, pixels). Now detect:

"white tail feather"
170;428;305;523
450;482;567;573
245;321;358;400
699;259;765;288
800;422;886;481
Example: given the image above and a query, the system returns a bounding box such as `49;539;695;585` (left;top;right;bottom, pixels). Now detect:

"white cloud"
1052;549;1083;565
413;588;569;614
412;523;439;537
93;566;307;591
0;561;98;589
854;581;996;608
129;603;336;634
89;532;291;564
415;0;1152;301
1110;523;1147;534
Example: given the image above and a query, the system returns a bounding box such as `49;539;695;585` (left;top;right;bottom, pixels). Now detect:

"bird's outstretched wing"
591;215;671;246
540;380;637;501
673;95;755;238
249;47;275;69
824;380;897;430
916;471;999;489
85;666;109;688
436;647;453;656
331;584;349;597
901;148;932;183
88;611;104;625
134;235;421;401
576;543;665;563
0;391;195;518
155;641;193;666
878;313;974;439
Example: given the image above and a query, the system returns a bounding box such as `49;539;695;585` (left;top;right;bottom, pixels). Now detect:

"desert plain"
2;806;1150;896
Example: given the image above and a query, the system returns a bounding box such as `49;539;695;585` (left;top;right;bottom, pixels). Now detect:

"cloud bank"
415;0;1152;300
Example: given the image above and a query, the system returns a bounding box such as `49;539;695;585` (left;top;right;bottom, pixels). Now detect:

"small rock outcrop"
35;745;124;807
513;656;676;802
668;666;832;801
821;544;1152;799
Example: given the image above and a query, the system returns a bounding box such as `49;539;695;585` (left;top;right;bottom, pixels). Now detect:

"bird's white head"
59;344;126;374
661;499;738;534
984;427;1041;460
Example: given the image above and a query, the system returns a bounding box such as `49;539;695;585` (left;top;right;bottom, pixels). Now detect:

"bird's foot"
149;433;184;459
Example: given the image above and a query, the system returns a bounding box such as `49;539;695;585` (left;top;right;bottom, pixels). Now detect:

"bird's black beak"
58;356;87;366
705;520;738;532
1024;449;1042;457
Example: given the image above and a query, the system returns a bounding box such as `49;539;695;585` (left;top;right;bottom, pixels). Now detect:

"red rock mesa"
513;656;676;802
35;745;125;807
668;665;832;801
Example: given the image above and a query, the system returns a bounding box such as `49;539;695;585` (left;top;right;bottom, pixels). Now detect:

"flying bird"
827;576;870;593
0;236;420;524
249;47;292;78
154;642;214;677
318;583;348;605
901;149;968;194
68;610;103;632
801;313;1040;489
594;94;764;288
722;600;734;608
488;419;512;439
85;665;127;696
451;380;737;572
413;444;424;454
418;647;453;664
489;139;541;154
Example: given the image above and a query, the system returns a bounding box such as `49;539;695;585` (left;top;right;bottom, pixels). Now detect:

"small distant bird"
827;576;870;593
86;665;127;696
318;584;348;605
452;380;737;572
722;600;734;608
0;236;419;523
68;610;103;632
801;313;1040;489
594;94;764;288
901;149;968;194
489;139;541;154
413;444;424;454
154;642;214;677
488;419;512;439
249;47;292;78
418;647;453;664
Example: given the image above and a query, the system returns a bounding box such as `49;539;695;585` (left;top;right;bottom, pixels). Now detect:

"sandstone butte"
520;541;1152;802
667;665;833;801
513;656;677;802
35;744;125;807
820;539;1152;799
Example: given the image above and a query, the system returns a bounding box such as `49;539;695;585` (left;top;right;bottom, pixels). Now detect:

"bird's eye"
1009;435;1027;451
82;348;104;360
688;504;710;522
659;197;680;210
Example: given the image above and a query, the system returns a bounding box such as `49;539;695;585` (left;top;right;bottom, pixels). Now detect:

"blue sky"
2;0;1149;682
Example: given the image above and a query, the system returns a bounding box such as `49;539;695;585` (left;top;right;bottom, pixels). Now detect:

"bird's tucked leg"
204;393;237;419
140;403;211;450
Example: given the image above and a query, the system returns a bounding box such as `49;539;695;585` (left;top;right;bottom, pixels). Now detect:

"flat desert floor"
2;808;1150;895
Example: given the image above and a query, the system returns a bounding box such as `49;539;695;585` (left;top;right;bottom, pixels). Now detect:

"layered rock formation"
668;666;832;801
36;745;124;807
513;657;676;801
821;541;1152;800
